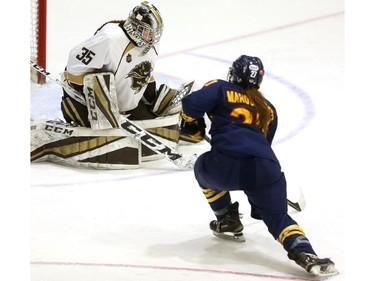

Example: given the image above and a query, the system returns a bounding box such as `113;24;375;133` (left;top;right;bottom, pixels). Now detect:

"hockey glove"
179;114;206;143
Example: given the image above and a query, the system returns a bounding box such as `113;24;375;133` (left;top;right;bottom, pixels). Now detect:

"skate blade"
310;263;339;277
212;231;246;242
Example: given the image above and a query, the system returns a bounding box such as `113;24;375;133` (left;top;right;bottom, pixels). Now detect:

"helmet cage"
124;1;163;47
134;19;163;44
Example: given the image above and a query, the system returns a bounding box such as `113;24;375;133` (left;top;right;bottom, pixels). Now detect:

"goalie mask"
124;1;164;48
227;55;264;89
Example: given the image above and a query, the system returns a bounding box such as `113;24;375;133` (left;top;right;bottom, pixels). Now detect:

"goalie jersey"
64;21;159;113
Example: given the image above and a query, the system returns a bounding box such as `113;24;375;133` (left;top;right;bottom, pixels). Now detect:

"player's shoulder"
96;21;123;32
204;80;245;94
202;79;229;88
95;22;126;39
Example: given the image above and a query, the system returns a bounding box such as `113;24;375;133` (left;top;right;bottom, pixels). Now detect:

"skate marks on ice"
31;233;333;281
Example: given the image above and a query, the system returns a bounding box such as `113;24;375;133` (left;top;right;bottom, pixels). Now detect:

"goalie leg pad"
133;113;180;162
31;120;141;169
83;72;121;130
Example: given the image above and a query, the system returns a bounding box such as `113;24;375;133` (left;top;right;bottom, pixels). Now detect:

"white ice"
3;0;365;280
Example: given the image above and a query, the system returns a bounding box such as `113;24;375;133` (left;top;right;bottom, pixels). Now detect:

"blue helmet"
227;55;264;89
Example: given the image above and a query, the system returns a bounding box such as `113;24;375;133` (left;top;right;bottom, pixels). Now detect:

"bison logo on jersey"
126;61;153;93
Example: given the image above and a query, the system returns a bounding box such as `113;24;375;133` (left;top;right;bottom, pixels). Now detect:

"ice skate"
209;202;245;242
288;250;339;276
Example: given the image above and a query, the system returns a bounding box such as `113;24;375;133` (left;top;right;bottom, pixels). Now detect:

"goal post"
30;0;47;84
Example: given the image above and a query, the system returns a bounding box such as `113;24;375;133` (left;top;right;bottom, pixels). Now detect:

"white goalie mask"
124;1;164;49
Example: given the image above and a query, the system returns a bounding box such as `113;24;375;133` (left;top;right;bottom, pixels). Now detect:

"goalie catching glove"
179;112;206;143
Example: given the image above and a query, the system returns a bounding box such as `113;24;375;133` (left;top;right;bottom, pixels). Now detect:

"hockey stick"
30;61;197;170
287;188;306;212
203;134;305;211
30;61;87;105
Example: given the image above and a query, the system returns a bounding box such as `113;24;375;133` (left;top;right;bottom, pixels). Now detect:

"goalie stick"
30;61;197;170
203;134;305;212
30;61;87;106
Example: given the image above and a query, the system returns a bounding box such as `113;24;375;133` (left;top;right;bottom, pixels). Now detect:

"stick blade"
287;188;306;212
287;199;302;211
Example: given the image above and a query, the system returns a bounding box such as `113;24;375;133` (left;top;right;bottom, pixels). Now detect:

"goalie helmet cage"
30;0;46;84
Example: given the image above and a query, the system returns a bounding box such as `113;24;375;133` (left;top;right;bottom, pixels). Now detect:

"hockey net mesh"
30;0;46;84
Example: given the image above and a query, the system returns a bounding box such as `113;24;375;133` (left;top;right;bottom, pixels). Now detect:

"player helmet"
124;1;164;48
227;55;264;89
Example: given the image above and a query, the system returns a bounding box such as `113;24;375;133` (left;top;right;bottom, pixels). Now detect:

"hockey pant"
194;149;316;255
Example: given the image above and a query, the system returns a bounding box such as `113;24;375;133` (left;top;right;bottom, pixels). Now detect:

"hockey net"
30;0;46;84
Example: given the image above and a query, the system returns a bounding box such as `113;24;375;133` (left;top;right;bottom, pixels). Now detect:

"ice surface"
6;0;355;280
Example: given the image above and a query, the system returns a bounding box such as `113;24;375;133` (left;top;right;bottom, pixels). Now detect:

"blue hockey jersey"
181;79;279;162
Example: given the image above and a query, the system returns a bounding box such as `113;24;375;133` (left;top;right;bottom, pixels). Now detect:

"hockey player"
61;1;168;126
31;1;190;169
180;55;338;276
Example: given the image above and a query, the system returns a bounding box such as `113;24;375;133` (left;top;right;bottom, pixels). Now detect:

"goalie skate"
161;81;195;116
